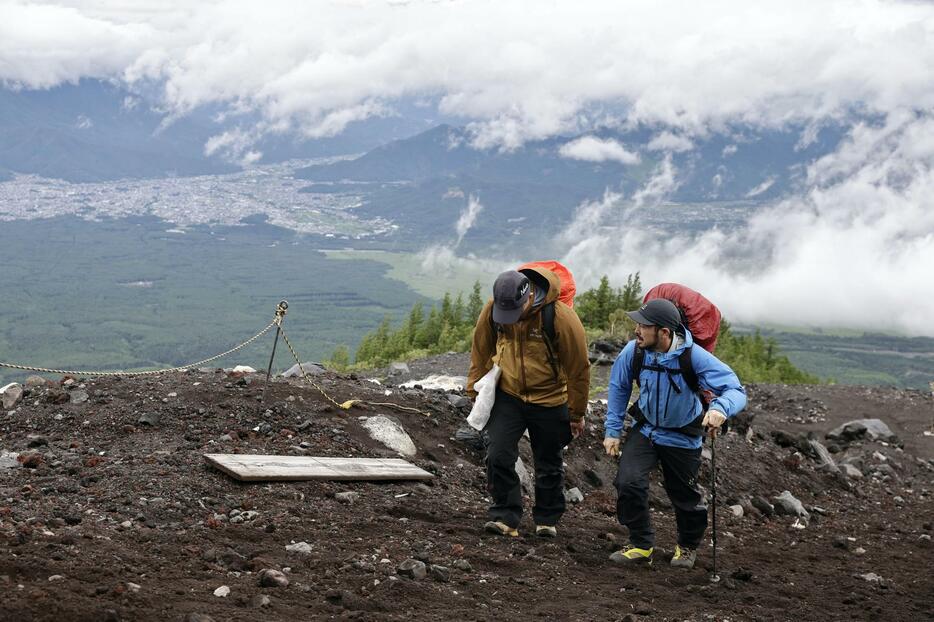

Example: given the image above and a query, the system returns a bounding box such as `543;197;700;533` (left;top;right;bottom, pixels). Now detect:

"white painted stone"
286;542;313;555
361;416;417;458
0;450;20;469
400;375;466;391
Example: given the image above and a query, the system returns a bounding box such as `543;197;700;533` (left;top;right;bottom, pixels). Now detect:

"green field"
323;249;499;300
0;216;429;383
734;326;934;389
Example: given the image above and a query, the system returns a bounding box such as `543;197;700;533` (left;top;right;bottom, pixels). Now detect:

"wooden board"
204;454;434;482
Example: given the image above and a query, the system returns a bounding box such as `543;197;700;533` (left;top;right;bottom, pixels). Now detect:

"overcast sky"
3;0;934;334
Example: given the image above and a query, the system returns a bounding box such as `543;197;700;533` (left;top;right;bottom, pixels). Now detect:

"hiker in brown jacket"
467;266;590;537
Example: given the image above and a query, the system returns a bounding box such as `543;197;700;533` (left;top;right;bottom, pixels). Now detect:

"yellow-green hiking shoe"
535;525;557;538
670;544;696;569
484;521;519;537
609;545;654;565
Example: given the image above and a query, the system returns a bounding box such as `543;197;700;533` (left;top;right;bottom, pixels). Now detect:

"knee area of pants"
487;452;519;467
616;479;648;491
672;500;706;512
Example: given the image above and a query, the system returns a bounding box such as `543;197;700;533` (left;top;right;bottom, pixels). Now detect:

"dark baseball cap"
492;270;531;324
627;298;682;331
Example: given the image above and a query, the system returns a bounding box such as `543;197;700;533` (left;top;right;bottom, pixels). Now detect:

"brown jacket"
467;267;591;421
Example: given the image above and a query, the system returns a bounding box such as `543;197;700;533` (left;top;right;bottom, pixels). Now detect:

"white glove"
702;409;727;430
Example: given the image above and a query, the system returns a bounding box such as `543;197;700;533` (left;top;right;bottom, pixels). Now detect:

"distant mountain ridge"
0;81;234;181
296;122;846;203
291;122;847;252
0;81;446;182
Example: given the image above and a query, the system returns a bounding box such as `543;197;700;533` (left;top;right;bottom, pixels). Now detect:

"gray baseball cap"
627;298;682;331
492;270;531;324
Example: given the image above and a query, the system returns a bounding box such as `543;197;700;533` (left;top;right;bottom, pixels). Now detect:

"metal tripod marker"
262;300;289;403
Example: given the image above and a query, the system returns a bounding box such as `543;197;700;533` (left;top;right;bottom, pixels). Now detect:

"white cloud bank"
562;113;934;336
3;1;934;146
559;136;640;165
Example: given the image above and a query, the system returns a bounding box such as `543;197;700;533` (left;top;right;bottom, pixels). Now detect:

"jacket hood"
519;267;561;307
658;327;695;360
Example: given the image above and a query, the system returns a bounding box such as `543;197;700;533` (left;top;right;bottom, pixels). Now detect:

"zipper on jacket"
662;373;673;427
519;322;528;401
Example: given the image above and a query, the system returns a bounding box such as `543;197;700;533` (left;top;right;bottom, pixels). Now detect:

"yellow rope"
277;324;429;417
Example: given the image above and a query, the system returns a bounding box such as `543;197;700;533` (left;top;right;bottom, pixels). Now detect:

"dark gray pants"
485;389;571;528
615;430;707;549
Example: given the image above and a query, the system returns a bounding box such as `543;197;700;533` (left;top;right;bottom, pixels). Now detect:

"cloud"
559;136;640;165
631;155;679;208
647;131;693;153
561;114;934;336
558;189;624;248
744;176;776;198
454;194;483;247
418;243;508;279
4;1;934;148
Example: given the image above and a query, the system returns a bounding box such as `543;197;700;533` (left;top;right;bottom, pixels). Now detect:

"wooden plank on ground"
204;454;434;482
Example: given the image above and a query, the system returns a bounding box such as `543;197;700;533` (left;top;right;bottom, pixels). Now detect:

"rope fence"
0;300;430;417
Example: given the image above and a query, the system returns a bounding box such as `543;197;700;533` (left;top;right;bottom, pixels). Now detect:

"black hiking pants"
485;389;572;528
614;430;707;549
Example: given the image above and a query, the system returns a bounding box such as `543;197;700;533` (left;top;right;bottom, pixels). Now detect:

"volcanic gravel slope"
1;358;933;622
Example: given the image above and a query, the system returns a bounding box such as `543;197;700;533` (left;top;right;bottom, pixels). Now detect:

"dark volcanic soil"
1;356;933;622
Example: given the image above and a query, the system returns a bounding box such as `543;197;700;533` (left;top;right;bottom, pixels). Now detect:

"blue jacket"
605;329;747;449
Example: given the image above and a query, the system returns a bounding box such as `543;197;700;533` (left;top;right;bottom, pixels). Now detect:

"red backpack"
643;283;721;352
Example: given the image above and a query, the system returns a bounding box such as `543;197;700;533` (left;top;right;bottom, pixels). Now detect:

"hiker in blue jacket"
603;298;746;569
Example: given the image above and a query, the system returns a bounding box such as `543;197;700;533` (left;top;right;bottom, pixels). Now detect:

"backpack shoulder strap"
678;345;717;423
541;301;556;342
540;301;559;382
678;346;700;394
632;346;645;387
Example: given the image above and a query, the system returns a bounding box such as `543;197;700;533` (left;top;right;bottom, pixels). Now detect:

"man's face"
634;323;661;350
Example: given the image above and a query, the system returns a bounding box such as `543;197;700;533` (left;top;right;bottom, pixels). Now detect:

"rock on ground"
827;418;897;443
773;491;810;520
361;415;417;457
258;568;289;588
281;362;326;378
1;383;23;409
285;541;313;555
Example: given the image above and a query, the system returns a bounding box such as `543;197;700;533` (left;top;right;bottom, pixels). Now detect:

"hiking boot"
535;525;557;538
484;521;519;537
609;545;654;565
670;544;697;569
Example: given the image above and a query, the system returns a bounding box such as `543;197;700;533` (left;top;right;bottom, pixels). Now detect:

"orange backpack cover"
517;261;576;308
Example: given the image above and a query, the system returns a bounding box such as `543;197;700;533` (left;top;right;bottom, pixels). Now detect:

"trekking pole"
710;429;720;583
262;300;289;403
